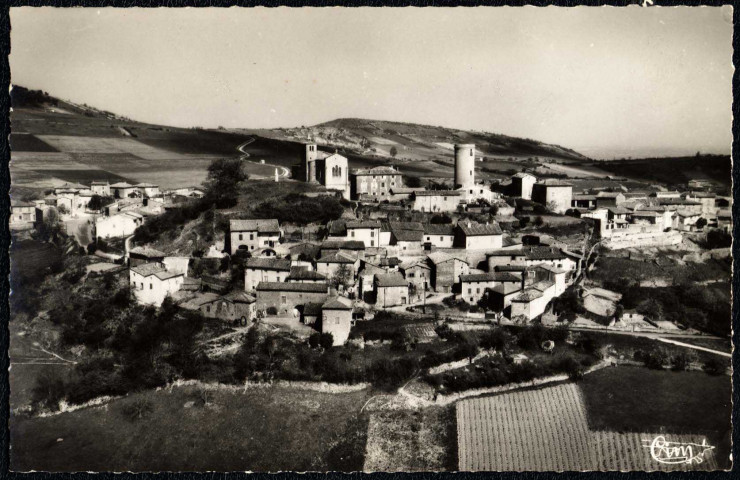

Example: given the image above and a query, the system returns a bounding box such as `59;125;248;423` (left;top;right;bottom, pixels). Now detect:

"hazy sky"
10;6;733;158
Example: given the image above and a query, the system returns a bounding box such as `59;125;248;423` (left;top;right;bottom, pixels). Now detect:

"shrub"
31;372;67;411
121;397;154;421
319;333;335;350
643;349;667;370
703;358;727;376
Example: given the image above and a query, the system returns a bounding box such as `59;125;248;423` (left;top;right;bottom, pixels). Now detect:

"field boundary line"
655;337;731;358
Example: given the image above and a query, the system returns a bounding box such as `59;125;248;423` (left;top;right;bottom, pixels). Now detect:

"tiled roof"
303;302;323;316
375;273;408;288
179;292;221;310
423;223;455;236
223;291;256;304
607;207;631;215
10;199;35;207
457;221;503;236
245;257;291;271
512;172;536;179
502;236;522;247
427;251;467;265
153;270;183;281
414;190;462;197
353;166;400;176
573;194;597;201
461;272;521;283
321;240;366;250
287;266;327;281
346;220;382;229
322;296;353;310
135;183;158;188
388;221;425;232
327;220;347;236
130;262;166;277
110;182;135;188
256;282;329;293
512;289;544;302
536;179;572;187
486;249;527;257
317;252;357;264
393;229;423;242
596;191;624;198
230;219;280;233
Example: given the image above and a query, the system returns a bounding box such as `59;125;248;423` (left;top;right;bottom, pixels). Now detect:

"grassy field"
593;155;731;190
456;374;727;471
364;407;457;472
11;384;371;472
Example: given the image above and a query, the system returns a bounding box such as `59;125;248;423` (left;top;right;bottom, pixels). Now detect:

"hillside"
10;86;592;198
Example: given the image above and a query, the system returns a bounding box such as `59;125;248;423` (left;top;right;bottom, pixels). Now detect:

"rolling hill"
9;86;593;200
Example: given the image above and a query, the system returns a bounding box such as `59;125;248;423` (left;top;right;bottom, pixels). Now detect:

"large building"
531;179;573;214
352;166;404;200
511;172;537;200
297;144;351;200
229;219;282;254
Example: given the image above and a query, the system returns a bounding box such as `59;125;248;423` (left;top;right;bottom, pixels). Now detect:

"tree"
389;146;398;158
331;264;353;290
695;217;707;230
534;216;544;227
57;204;69;215
319;333;335;350
87;194;114;212
204;158;249;207
614;304;624;322
405;176;422;188
36;207;62;242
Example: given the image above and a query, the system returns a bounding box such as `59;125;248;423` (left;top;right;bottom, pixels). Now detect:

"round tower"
454;143;476;188
304;144;318;182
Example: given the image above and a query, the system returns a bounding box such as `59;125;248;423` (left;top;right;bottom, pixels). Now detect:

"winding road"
237;137;290;179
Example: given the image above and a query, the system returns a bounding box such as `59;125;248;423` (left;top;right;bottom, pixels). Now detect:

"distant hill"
260;117;590;164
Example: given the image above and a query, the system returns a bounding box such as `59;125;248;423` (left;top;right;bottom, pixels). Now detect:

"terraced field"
456;382;722;471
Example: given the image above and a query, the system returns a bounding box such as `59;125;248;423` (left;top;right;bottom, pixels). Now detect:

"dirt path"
655;337;731;358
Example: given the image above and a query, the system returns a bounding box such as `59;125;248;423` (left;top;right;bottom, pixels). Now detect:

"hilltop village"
11;142;731;349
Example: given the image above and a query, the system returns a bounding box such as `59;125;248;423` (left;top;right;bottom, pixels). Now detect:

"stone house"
374;273;409;308
460;271;521;305
455;220;503;250
255;282;329;316
90;181;111;197
391;229;423;253
351;166;403;200
129;262;184;306
229;219;282;255
531;180;573;214
321;296;354;346
412;190;463;213
316;252;360;285
426;251;469;293
595;191;626;208
399;260;432;298
346;220;382;248
244;257;291;292
10;200;37;228
422;223;455;249
110;182;138;199
510;172;536;200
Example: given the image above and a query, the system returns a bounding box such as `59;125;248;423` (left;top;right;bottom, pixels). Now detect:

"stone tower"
304;144;318;183
454;143;476;188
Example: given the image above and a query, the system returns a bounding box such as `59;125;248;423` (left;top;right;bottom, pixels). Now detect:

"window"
335;318;340;325
444;197;447;201
468;288;472;294
426;236;430;241
351;231;355;238
408;272;415;278
370;231;375;237
381;183;385;188
239;234;243;241
476;288;480;294
470;170;473;176
440;236;444;242
206;306;211;313
371;240;375;247
250;233;254;240
140;283;143;289
149;284;153;290
281;295;287;304
469;149;473;156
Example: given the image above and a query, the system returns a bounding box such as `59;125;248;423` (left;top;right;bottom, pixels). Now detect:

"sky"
10;6;734;159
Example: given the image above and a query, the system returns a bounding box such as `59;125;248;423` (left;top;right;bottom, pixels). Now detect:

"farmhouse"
229;219;282;254
391;228;423;253
531;179;573;214
316;252;360;283
110;182;138;199
255;281;329;315
244;257;291;292
374;273;410;308
412;190;462;213
95;211;144;239
10;200;37;228
422;223;455;249
128;246;166;267
346;220;382;248
320;296;354;346
571;194;597;209
594;191;626;208
135;183;160;197
352;165;404;200
460;272;521;305
90;181;111;196
487;282;523;312
399;261;432;298
455;220;503;250
510;172;537;200
427;251;469;293
129;262;184;306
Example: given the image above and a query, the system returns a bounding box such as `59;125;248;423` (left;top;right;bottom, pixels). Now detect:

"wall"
245;268;289;292
412;194;462;213
202;300;254;322
432;258;469;293
230;231;280;254
256;289;328;315
322;309;352;346
422;233;454;249
465;234;503;251
96;214;139;239
347;227;380;247
532;185;572;214
163;257;190;277
323;154;351;200
130;272;184;306
354;173;403;199
454;144;476;188
376;285;409;307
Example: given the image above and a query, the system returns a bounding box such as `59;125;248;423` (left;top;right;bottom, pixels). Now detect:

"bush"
703;358;727;376
319;333;335;350
643;349;667;370
31;372;67;411
121;397;154;421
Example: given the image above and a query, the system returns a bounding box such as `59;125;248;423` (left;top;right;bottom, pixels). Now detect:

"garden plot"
457;382;721;471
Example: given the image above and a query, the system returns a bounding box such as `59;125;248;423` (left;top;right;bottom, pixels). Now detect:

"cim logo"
643;436;715;465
